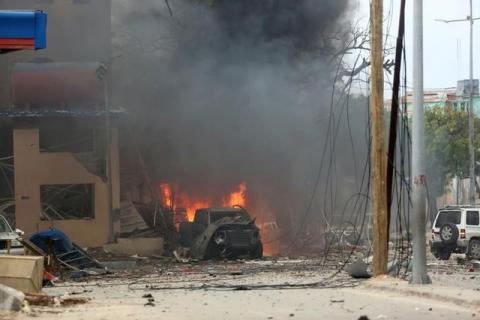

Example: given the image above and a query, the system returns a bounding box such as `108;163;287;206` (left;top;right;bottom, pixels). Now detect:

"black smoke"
112;0;366;230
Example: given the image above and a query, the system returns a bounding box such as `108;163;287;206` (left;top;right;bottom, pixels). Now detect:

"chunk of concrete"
345;260;372;279
0;256;44;294
0;284;25;311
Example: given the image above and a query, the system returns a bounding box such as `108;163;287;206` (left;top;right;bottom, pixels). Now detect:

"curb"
361;280;480;310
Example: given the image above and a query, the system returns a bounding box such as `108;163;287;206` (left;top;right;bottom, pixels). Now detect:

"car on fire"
179;207;263;260
430;205;480;260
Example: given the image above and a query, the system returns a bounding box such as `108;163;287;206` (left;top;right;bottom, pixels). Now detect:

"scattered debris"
471;260;480;269
173;249;190;263
330;299;345;303
120;200;150;234
28;229;104;271
24;293;89;307
101;260;137;270
142;293;155;306
69;289;93;295
0;284;25;312
345;260;372;279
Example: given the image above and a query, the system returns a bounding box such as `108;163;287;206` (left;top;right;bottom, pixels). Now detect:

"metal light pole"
436;1;480;205
469;0;475;204
411;0;431;284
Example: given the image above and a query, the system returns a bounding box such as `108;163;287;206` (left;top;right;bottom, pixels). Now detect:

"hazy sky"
356;0;480;90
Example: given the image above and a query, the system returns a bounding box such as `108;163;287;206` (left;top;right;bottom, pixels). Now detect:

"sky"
355;0;480;90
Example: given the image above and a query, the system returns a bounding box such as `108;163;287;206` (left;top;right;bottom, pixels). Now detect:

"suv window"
467;211;480;225
194;210;208;226
435;210;461;227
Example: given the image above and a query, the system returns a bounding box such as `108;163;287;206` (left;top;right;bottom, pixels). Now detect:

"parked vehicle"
180;207;263;260
430;205;480;260
0;214;24;255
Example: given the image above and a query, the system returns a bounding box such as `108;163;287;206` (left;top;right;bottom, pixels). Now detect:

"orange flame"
158;182;247;222
184;199;211;221
159;183;173;208
222;182;247;207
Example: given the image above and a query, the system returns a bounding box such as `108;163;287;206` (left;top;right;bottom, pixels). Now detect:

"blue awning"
0;10;47;50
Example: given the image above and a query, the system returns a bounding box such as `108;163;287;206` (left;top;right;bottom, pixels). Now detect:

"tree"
424;108;480;199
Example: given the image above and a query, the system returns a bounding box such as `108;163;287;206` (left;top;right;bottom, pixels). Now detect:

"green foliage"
424;108;480;190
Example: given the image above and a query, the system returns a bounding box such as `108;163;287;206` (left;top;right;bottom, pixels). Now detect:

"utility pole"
411;0;431;284
97;63;114;243
436;0;480;205
105;72;114;243
370;0;388;276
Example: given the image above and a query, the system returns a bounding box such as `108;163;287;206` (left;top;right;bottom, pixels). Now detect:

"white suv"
430;205;480;260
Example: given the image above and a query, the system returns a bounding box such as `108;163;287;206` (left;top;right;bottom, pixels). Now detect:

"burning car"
179;207;263;260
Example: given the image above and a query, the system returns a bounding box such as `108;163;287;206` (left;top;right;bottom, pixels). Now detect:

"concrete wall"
13;128;120;247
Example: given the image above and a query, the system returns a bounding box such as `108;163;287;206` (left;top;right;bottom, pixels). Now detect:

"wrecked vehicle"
179;207;263;260
0;214;24;255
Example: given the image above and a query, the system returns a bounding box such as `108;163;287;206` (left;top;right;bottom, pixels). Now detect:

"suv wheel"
468;239;480;260
439;223;459;245
432;248;452;260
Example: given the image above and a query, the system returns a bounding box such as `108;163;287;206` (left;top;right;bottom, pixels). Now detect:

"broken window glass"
39;127;97;153
40;184;94;220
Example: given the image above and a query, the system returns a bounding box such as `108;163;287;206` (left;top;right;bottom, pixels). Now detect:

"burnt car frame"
179;207;263;260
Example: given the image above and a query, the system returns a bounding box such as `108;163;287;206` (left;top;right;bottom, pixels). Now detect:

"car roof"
440;205;480;210
198;207;244;212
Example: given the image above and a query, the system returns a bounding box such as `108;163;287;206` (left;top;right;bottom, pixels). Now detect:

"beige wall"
13;128;120;247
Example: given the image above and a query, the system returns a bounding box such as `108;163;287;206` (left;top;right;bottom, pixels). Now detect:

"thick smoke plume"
112;0;366;231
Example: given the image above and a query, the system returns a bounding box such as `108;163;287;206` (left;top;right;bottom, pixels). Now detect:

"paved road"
4;282;477;320
2;257;479;320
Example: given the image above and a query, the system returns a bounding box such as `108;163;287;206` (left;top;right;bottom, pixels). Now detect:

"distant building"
385;79;480;117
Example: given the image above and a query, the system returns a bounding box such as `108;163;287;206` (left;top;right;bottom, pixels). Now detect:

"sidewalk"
360;275;480;311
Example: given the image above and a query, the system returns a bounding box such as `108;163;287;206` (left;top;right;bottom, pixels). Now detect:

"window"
40;184;94;220
435;210;461;227
194;210;207;225
39;128;95;153
467;211;480;226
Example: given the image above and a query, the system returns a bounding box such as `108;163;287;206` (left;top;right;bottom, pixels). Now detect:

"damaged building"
0;0;175;252
0;62;123;248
